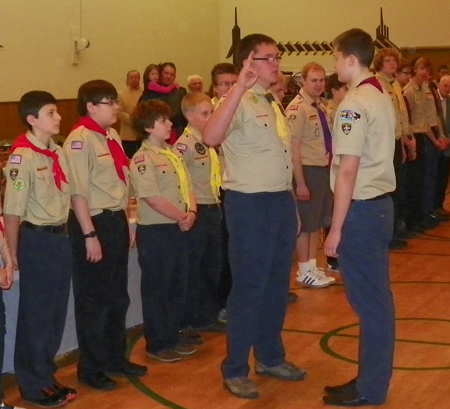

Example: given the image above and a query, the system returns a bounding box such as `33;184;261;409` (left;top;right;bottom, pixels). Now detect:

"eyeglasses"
216;82;236;87
253;56;282;63
97;99;118;106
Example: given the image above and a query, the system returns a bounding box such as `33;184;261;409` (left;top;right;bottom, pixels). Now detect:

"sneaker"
23;388;67;408
179;326;204;345
146;349;181;363
174;343;197;355
326;258;340;273
1;402;25;409
255;361;307;381
218;308;227;325
53;381;77;401
223;377;259;399
313;267;336;284
296;269;330;288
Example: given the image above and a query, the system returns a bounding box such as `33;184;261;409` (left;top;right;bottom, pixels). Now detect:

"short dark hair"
396;58;412;74
18;91;57;130
211;63;239;85
438;64;449;72
333;28;375;68
77;80;117;117
131;100;172;142
160;62;176;73
326;73;346;96
236;33;277;69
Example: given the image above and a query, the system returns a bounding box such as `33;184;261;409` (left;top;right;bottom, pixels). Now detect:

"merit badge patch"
288;114;297;122
10;168;18;180
13;178;25;191
176;143;187;154
195;143;206;155
134;155;145;164
342;123;352;135
71;141;83;150
340;110;361;122
137;165;146;174
10;155;22;164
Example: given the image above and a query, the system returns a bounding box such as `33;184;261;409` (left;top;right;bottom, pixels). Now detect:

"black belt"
198;203;220;209
352;193;389;202
96;209;124;216
22;221;66;234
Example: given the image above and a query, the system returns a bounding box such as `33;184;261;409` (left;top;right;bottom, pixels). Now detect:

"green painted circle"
320;318;450;371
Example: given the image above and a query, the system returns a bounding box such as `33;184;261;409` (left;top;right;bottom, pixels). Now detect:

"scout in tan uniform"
323;28;396;407
4;91;74;408
203;33;305;400
63;80;147;392
325;73;348;123
175;93;224;339
130;100;197;363
374;48;415;248
285;62;334;288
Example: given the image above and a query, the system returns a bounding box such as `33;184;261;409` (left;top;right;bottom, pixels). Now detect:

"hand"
236;51;258;90
296;184;310;201
408;149;417;161
178;212;196;231
0;264;13;290
85;237;102;263
129;228;136;250
324;229;341;258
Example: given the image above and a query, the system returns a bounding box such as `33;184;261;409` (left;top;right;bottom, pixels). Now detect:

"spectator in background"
187;75;204;93
118;70;142;158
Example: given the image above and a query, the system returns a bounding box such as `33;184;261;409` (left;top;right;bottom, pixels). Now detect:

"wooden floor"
5;209;450;408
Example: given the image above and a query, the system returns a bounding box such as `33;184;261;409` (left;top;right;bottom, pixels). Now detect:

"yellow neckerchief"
255;90;288;145
184;127;221;202
159;147;191;209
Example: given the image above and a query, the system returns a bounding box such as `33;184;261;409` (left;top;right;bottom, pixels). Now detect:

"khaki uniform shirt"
63;126;129;216
331;74;396;200
376;72;410;139
325;99;339;124
130;140;192;225
221;83;293;193
4;131;70;225
285;88;330;166
175;125;219;205
118;87;142;141
403;79;438;133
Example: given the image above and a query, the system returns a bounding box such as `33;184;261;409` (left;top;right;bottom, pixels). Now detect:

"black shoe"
105;360;147;377
23;388;67;408
78;371;116;391
53;381;77;401
429;211;450;222
422;216;439;228
287;292;298;303
388;238;407;250
194;323;226;332
394;228;416;239
324;379;357;396
179;326;204;345
323;391;374;406
410;223;426;233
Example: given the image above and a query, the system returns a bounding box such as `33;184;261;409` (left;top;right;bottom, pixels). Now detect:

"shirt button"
285;150;287;153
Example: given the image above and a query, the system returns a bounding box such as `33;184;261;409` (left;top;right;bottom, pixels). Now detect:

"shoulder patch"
13;178;25;191
249;94;259;104
134;155;145;164
340;110;361;122
195;143;206;155
288;114;297;122
10;168;18;180
71;141;83;150
342;123;352;135
176;143;188;154
10;155;22;164
137;164;146;174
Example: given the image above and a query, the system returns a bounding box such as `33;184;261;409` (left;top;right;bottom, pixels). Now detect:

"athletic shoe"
296;270;330;288
313;267;336;284
326;259;340;273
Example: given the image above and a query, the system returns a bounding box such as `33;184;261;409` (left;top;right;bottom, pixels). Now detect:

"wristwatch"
83;231;97;239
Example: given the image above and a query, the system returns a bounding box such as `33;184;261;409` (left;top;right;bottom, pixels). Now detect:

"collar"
185;125;202;142
251;82;268;96
26;130;57;152
141;139;170;154
299;88;318;105
376;71;394;85
349;73;372;90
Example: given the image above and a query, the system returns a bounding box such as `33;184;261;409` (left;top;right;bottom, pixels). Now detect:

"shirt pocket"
34;168;54;199
96;153;116;185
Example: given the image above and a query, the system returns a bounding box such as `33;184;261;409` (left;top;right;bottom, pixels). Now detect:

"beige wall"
0;0;220;101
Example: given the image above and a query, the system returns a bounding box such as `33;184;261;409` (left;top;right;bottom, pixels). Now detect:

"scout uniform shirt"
63;126;129;216
376;72;410;139
130;139;193;225
285;88;331;166
4;131;70;225
221;83;292;193
325;99;339;124
403;79;439;133
331;74;396;200
175;125;220;205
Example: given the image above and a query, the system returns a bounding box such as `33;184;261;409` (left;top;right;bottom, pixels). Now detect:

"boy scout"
4;91;74;408
285;62;335;288
176;93;223;338
203;33;305;400
63;80;147;391
130;100;197;362
323;28;396;406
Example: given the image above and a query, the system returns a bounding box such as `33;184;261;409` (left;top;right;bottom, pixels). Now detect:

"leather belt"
352;193;389;202
22;221;66;234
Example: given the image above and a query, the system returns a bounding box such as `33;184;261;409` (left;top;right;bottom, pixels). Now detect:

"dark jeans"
68;210;130;376
221;190;297;379
218;189;232;310
137;224;188;354
183;205;222;327
434;152;450;209
338;197;395;404
422;136;440;214
15;227;72;399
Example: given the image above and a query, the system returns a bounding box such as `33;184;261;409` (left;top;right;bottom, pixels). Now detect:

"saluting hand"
236;51;258;90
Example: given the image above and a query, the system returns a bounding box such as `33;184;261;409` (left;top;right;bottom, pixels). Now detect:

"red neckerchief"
357;76;383;93
10;134;68;191
72;116;129;184
0;221;4;233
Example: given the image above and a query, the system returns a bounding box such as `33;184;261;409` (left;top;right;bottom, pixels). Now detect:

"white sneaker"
296;269;330;288
313;267;336;284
